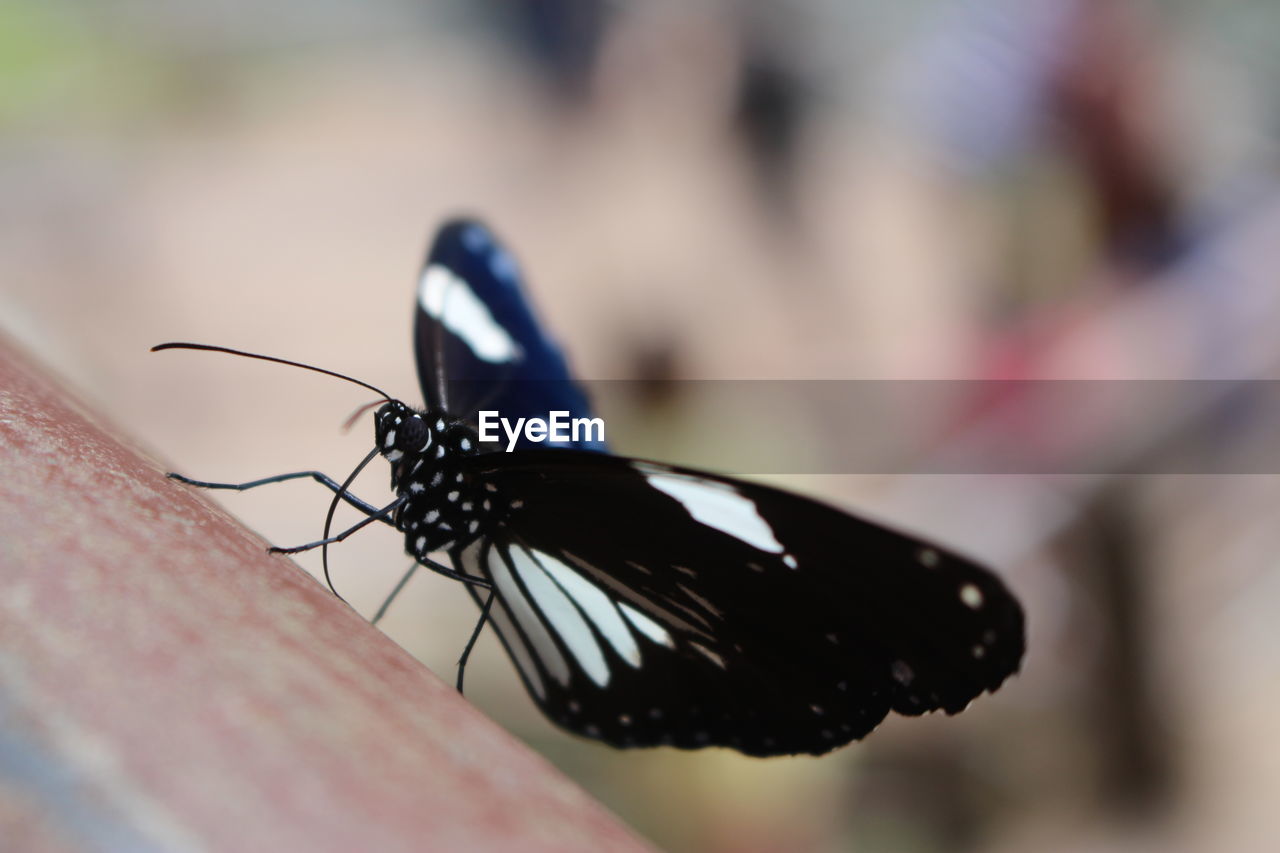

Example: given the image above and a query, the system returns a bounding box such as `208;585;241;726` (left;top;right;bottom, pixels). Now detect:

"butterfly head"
374;401;481;470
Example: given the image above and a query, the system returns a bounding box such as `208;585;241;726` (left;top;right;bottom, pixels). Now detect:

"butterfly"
155;218;1025;757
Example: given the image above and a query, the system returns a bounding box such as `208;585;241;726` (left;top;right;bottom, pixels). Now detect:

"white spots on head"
620;603;675;648
386;450;403;463
891;659;914;686
690;642;727;670
960;583;984;609
636;463;785;555
918;547;940;568
384;430;397;448
415;535;426;551
418;264;522;363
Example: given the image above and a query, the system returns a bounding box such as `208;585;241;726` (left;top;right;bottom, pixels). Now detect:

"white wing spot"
618;713;632;726
960;583;984;609
447;491;460;502
691;642;727;670
535;550;642;668
425;510;440;523
810;704;824;715
637;463;785;554
485;545;571;688
409;482;424;493
418;264;522;363
509;548;611;687
891;660;914;686
972;644;986;659
918;547;940;568
619;602;675;648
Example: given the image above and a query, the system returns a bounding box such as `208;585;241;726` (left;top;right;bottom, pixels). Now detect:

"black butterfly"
156;219;1024;757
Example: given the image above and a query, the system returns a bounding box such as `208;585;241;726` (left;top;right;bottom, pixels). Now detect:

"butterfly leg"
370;556;491;625
371;562;419;625
168;471;393;526
456;589;496;694
269;497;405;554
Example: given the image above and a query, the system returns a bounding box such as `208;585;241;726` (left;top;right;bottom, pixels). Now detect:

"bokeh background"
4;1;1280;851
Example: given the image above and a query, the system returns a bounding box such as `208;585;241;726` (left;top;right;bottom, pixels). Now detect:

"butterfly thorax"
374;401;502;558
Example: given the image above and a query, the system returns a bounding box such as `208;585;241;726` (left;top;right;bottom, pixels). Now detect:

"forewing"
458;451;1025;756
413;220;604;449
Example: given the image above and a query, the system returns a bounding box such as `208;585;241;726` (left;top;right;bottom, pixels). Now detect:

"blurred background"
3;0;1280;851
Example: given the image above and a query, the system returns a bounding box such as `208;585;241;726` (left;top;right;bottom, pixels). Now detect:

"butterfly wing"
455;450;1025;756
413;219;605;450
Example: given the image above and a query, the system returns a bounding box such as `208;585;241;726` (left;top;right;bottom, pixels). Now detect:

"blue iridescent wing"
413;219;605;451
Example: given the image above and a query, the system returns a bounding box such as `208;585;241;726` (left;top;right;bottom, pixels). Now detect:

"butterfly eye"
398;416;429;451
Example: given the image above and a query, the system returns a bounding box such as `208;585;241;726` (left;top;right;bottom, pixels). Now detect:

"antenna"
152;342;394;402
